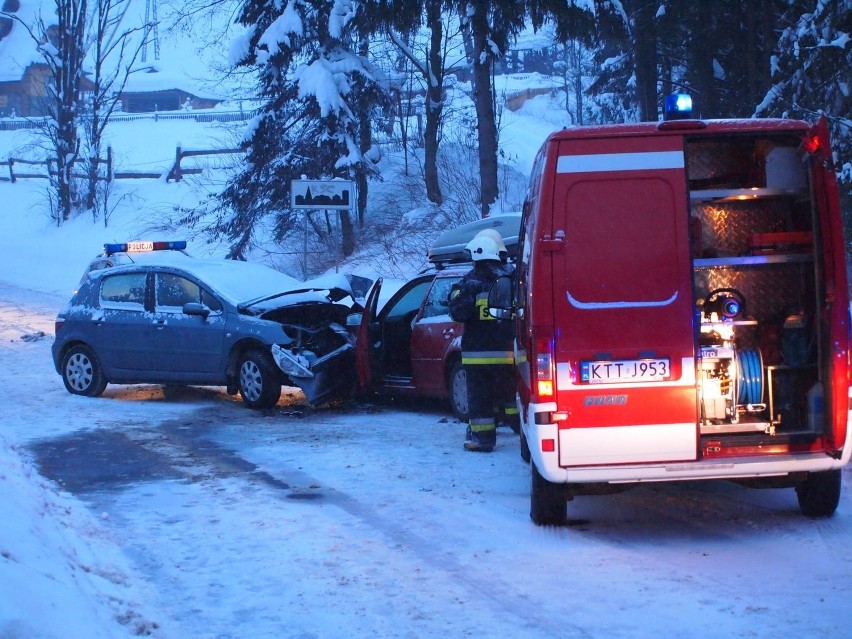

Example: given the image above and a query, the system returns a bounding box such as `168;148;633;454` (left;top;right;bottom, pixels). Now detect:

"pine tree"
376;0;452;205
455;0;597;217
219;0;388;261
663;0;782;119
756;0;851;196
589;1;783;122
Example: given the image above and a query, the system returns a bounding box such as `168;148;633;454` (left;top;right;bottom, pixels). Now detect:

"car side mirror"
346;312;362;328
183;302;210;318
487;276;519;319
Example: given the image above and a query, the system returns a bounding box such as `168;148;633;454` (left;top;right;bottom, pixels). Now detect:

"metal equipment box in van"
496;115;850;525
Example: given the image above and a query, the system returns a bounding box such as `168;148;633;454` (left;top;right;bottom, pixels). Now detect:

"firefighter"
449;230;516;452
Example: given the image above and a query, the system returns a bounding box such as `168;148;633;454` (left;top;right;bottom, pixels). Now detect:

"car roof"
101;250;194;266
89;257;303;306
432;264;471;276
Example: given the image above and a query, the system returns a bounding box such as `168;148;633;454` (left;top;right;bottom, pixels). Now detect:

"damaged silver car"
52;243;360;408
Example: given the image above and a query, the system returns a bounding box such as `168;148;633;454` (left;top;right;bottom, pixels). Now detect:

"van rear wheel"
796;469;841;518
530;461;567;526
519;428;530;464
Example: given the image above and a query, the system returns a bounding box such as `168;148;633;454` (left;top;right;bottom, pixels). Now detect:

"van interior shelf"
694;254;813;268
701;319;758;328
689;187;807;202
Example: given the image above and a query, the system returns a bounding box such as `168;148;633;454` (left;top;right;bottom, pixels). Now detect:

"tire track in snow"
120;406;597;639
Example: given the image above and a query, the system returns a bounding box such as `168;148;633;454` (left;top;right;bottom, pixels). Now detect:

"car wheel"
530;461;567;526
61;344;107;397
448;360;469;421
796;469;841;518
239;349;281;409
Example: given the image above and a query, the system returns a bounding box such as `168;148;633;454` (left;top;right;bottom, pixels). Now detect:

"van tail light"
803;134;820;155
533;334;555;399
54;319;64;335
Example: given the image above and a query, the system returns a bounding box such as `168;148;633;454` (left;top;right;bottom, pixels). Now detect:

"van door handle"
443;328;455;339
152;319;168;328
541;230;565;252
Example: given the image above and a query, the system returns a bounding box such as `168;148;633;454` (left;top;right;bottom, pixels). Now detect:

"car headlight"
270;344;314;378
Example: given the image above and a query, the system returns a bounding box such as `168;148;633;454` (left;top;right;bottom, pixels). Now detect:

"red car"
354;214;521;419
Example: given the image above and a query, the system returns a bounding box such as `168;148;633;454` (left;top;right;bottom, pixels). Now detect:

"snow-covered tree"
756;0;852;196
588;1;784;122
3;0;148;223
379;0;461;205
220;0;389;260
455;0;599;217
81;0;148;220
3;0;88;222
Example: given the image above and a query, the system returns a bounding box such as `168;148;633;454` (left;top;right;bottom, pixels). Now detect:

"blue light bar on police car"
104;240;187;255
664;94;693;120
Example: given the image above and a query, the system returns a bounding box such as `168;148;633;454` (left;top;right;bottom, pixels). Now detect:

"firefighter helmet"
466;231;502;262
477;228;507;255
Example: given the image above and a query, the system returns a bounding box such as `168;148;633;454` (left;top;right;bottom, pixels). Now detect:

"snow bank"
0;435;167;638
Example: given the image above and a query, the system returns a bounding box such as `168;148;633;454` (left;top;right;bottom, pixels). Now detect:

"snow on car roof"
167;259;302;305
91;255;302;305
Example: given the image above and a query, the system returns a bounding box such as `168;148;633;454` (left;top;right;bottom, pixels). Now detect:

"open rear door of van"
808;117;850;456
550;134;699;466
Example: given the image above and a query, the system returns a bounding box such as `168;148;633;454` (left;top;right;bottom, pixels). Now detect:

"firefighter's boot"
497;404;520;434
464;419;496;452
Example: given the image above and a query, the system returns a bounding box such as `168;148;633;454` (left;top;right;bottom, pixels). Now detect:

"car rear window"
101;273;146;308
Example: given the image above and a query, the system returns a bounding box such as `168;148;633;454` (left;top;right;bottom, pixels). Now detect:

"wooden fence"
0;145;244;183
0;109;258;132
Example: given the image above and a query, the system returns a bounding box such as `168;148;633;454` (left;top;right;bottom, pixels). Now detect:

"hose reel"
735;347;764;407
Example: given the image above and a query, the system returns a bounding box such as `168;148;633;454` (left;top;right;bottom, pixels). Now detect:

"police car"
354;214;521;420
53;241;360;408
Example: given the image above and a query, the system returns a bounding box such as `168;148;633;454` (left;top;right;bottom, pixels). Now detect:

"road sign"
291;180;354;210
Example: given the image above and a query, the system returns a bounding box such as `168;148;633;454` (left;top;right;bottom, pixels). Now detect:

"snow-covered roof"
494;72;562;94
0;1;232;99
511;21;558;52
121;64;223;101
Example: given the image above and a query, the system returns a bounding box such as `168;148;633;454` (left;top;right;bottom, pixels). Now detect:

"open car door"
355;277;383;392
808;117;850;456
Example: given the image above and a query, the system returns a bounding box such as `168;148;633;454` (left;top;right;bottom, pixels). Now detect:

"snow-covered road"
2;284;852;639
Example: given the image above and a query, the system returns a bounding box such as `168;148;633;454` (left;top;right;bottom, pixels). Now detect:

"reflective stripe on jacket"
461;350;514;365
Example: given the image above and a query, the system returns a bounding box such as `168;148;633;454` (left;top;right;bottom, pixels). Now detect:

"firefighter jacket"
448;261;515;365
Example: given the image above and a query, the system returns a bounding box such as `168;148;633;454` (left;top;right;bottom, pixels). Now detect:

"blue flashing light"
104;240;187;256
104;243;127;255
664;93;693;120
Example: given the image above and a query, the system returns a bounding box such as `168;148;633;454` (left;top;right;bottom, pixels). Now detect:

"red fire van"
490;110;850;525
